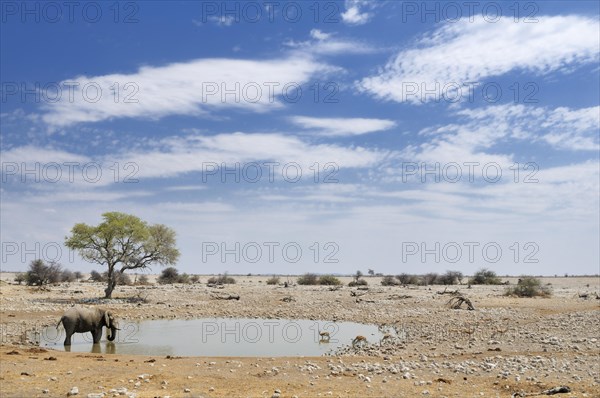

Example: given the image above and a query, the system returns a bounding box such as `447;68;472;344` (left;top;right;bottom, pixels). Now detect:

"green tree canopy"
65;212;180;298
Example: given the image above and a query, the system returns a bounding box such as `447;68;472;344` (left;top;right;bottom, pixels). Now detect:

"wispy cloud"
1;145;89;165
115;132;389;179
398;104;599;168
40;57;335;128
284;33;376;56
290;116;396;136
358;15;600;103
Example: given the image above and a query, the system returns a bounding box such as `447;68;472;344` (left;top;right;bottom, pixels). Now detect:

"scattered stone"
67;387;79;396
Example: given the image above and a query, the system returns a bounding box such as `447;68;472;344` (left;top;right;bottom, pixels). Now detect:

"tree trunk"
104;267;117;298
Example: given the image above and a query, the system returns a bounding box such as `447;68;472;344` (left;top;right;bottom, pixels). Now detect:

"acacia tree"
65;212;180;298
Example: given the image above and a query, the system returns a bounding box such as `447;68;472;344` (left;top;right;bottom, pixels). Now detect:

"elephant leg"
63;329;73;346
92;328;102;344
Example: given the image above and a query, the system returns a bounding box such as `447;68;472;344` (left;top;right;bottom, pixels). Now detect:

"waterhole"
39;318;385;356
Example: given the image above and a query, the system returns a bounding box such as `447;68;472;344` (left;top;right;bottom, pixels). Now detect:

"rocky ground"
0;275;598;397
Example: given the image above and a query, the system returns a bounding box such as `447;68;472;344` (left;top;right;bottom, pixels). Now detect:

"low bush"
178;273;190;284
505;276;551;297
318;275;342;286
422;272;440;285
297;273;319;285
158;267;180;284
14;273;25;285
396;273;420;285
90;270;105;282
438;271;463;285
381;275;398;286
60;270;76;283
266;276;280;285
348;278;368;287
469;268;502;285
207;273;236;285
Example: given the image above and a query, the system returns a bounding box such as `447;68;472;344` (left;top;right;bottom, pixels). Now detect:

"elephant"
56;307;119;345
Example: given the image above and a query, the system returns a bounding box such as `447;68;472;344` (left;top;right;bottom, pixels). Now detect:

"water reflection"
63;342;116;354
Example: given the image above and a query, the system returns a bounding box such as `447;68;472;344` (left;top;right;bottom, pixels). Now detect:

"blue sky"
1;1;599;276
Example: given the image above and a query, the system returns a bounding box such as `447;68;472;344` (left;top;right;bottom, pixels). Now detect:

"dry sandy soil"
1;274;599;398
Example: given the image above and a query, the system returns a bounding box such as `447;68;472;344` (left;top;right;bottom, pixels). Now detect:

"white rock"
67;387;79;396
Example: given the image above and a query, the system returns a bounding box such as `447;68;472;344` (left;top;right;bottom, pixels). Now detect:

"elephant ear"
104;311;111;328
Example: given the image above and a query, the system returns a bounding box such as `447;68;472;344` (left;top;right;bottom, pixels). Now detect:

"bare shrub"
25;259;62;286
14;273;25;285
266;276;280;285
438;271;463;285
396;273;420;285
422;273;439;285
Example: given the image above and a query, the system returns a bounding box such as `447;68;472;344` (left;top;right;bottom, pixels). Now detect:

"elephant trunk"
107;325;117;341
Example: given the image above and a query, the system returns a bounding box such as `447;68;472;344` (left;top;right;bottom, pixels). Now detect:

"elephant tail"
56;316;64;330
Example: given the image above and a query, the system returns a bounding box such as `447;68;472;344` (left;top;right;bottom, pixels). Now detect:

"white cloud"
539;107;600;150
341;0;375;25
290;116;396;136
358;15;600;103
310;29;331;41
1;145;88;165
454;105;600;151
40;57;335;128
1;132;388;188
283;35;375;56
397;104;599;171
116;132;388;179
